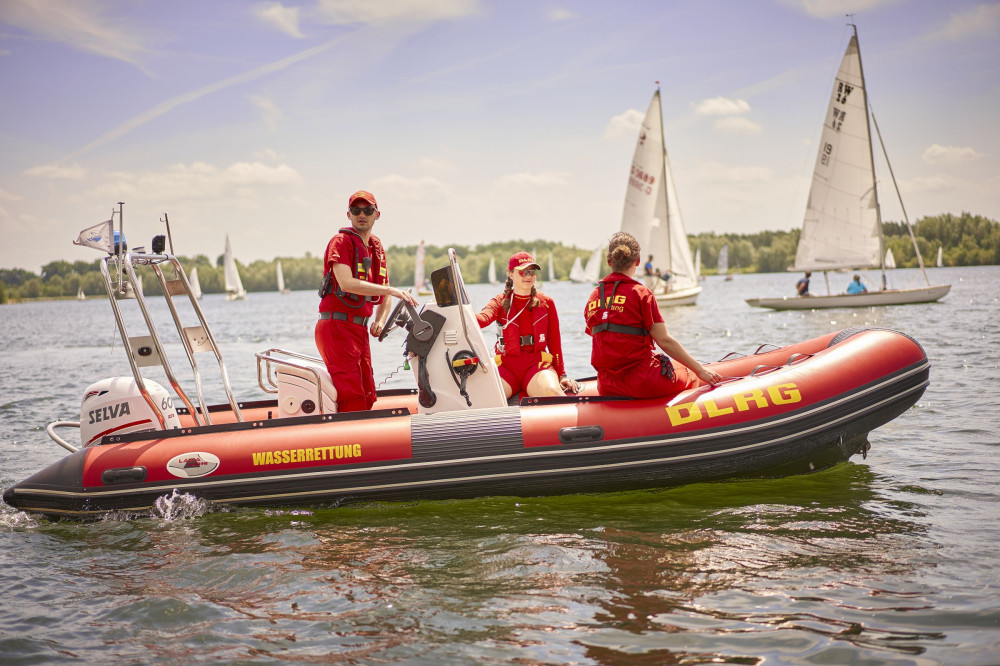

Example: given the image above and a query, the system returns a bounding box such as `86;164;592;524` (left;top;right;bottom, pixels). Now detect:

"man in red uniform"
585;232;720;398
315;190;417;412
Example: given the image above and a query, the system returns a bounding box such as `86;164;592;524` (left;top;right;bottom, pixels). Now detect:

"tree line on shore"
1;212;996;304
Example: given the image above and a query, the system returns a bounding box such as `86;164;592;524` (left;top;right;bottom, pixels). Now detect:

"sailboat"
694;247;704;281
583;247;601;284
568;256;587;283
884;248;896;270
415;241;432;295
189;267;203;300
718;243;732;281
547;252;556;282
276;260;290;294
76;286;86;301
936;246;943;268
223;234;247;301
746;26;949;310
620;89;701;307
487;255;499;286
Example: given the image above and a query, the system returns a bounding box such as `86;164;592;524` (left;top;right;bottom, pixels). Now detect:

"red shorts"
314;318;375;412
496;351;553;396
597;355;692;399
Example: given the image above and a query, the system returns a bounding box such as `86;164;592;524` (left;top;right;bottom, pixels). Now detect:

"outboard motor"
80;377;180;447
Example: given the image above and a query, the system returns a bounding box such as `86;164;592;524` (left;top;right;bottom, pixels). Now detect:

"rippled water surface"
2;266;998;664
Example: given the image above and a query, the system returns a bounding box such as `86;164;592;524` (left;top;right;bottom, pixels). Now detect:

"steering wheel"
378;298;412;342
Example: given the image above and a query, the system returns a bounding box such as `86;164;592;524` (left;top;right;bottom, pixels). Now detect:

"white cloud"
24;163;88;179
938;3;1000;40
254;2;304;38
316;0;480;26
0;0;153;74
0;188;23;201
254;148;281;161
922;144;983;165
694;97;751;116
903;174;968;193
604;109;644;139
84;161;302;203
369;174;453;204
780;0;901;20
713;117;763;135
249;94;282;132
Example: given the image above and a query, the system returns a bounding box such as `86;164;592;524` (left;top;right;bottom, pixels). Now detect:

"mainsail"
793;35;881;272
619;90;699;298
223;235;246;301
190;267;203;300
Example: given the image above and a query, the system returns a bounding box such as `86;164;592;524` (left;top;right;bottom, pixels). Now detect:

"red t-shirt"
477;292;566;377
585;273;664;371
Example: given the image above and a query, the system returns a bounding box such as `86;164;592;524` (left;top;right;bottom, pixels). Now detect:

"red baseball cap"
348;190;378;208
508;251;540;272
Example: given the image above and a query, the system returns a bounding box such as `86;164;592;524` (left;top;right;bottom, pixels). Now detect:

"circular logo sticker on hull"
166;452;220;478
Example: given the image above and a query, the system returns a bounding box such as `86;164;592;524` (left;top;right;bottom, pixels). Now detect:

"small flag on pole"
74;220;114;253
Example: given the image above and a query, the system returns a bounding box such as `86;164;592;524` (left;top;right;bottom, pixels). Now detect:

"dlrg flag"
74;220;113;253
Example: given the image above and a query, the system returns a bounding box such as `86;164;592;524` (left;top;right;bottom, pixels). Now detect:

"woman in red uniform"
477;251;579;398
585;232;721;398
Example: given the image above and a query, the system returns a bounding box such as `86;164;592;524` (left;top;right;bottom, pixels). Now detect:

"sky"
1;0;998;273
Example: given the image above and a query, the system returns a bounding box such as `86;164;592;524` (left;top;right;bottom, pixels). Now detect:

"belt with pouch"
319;311;370;326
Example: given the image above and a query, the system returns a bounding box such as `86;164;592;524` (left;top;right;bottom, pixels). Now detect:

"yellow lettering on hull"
666;382;802;427
251;443;363;467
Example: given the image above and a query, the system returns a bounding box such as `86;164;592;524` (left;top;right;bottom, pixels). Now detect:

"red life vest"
319;227;388;316
497;295;550;356
585;276;656;370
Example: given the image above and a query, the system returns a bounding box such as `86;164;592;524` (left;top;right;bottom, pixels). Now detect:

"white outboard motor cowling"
80;377;180;447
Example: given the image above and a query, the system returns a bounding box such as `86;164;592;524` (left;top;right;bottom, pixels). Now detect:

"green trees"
1;213;996;302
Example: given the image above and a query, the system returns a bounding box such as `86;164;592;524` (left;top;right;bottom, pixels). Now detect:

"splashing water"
151;489;210;520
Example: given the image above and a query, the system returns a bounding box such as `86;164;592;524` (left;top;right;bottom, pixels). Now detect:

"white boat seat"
275;361;338;415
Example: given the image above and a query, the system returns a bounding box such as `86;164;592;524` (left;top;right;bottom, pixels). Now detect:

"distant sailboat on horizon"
277;260;290;294
416;241;433;295
223;234;247;301
936;246;943;268
488;255;499;286
76;286;86;301
189;267;203;300
718;243;732;281
548;252;556;282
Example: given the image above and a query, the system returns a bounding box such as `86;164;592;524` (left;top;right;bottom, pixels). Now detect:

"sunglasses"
516;268;537;277
350;205;377;216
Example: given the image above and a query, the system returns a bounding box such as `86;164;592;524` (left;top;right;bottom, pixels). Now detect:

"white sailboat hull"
654;284;702;307
746;284;951;310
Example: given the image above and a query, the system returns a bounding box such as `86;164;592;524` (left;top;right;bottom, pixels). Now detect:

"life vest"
497;295;550;356
319;228;387;315
586;276;657;370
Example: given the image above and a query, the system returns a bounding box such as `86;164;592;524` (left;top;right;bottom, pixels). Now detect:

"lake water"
1;266;998;664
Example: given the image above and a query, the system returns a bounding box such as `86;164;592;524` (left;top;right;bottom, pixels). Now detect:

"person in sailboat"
796;271;812;297
644;255;655;276
585;232;721;399
476;251;579;398
316;190;418;412
846;274;867;294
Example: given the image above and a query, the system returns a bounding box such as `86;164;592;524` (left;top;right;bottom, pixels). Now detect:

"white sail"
277;260;289;294
488;255;499;285
190;267;203;299
793;35;881;272
76;286;86;301
717;243;729;276
936;246;943;268
415;241;426;289
619;90;700;302
223;234;246;301
884;248;896;269
694;247;702;280
583;247;601;283
548;252;555;282
568;256;586;283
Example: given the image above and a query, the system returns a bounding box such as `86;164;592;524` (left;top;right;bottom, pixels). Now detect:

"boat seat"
275;361;338;416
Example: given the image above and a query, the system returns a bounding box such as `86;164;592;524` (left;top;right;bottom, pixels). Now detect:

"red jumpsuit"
584;273;692;398
314;229;388;412
476;292;567;396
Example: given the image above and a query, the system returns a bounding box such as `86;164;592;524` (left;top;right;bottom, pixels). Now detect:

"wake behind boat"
3;209;931;519
747;26;949;311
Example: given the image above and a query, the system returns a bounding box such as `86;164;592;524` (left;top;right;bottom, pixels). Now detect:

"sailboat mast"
654;87;673;274
851;24;888;290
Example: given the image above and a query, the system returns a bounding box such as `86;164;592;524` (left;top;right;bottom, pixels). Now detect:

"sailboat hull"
654;284;701;307
746;284;950;310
